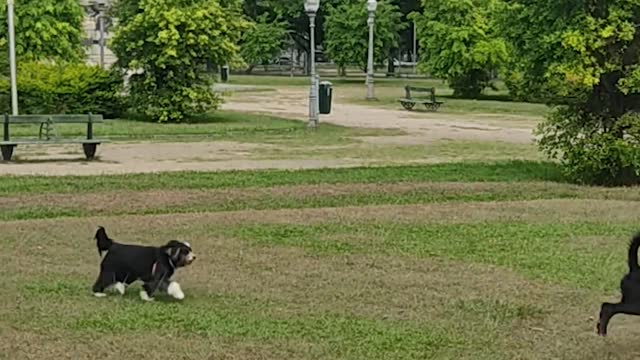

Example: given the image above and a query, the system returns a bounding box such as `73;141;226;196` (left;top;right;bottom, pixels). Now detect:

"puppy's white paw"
167;282;185;300
139;290;154;302
113;282;126;295
93;292;107;298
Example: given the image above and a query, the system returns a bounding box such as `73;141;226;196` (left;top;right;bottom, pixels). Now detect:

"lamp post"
92;1;109;68
7;0;18;115
366;0;377;100
413;20;417;74
98;15;106;67
304;0;320;128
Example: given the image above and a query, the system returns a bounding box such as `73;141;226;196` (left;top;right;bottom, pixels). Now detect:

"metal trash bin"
220;65;229;83
319;81;333;115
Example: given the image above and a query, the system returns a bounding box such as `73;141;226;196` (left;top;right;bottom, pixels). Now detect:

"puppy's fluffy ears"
162;240;193;267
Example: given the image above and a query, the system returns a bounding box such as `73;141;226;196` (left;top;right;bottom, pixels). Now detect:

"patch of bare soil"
0;141;365;176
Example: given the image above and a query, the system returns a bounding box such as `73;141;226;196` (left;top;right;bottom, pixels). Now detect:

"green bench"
1;114;108;161
397;86;444;111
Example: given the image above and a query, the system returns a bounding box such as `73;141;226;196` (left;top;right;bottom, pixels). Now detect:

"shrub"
111;0;247;122
500;0;640;186
0;62;124;118
536;108;640;186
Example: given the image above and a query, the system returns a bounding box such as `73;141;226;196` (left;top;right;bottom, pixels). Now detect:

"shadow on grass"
1;156;114;165
118;110;298;125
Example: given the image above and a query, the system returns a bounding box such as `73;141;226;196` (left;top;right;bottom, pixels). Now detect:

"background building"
79;0;116;67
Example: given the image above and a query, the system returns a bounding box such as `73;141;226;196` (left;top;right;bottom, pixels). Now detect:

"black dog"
597;233;640;336
92;226;195;301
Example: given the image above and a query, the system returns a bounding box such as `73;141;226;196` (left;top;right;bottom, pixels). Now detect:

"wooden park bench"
397;86;444;111
1;114;108;161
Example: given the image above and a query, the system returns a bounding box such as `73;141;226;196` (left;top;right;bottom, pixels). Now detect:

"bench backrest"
4;114;104;124
404;86;437;101
3;113;104;141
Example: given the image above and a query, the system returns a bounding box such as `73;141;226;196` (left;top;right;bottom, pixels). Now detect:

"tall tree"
240;15;289;73
0;0;85;67
323;0;406;75
411;0;508;98
501;0;640;185
391;0;421;61
111;0;248;122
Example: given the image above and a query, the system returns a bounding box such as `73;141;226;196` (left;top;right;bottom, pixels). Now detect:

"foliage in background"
240;15;289;74
411;0;508;98
0;0;85;73
111;0;248;122
500;0;640;185
242;0;422;73
323;0;406;75
242;0;344;72
0;61;124;117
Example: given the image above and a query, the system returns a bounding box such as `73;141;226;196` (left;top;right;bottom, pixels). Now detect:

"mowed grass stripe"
228;222;635;291
0;160;563;196
4;180;638;221
14;281;479;360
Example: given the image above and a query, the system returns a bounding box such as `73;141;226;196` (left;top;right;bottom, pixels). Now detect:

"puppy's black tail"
628;233;640;273
95;226;113;257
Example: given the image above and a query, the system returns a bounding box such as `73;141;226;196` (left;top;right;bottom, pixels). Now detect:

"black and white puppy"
92;226;196;301
597;232;640;336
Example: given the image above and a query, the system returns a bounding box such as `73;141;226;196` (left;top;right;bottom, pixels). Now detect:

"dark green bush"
536;107;640;186
0;61;125;118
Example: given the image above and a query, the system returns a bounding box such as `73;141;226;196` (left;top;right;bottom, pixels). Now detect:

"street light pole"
98;15;105;68
304;0;320;129
366;0;377;101
7;0;18;115
413;20;417;74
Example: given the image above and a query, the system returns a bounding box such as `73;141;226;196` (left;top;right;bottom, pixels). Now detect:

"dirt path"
0;141;365;176
223;88;536;144
0;88;537;176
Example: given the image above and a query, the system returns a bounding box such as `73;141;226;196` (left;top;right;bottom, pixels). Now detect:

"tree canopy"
501;0;640;185
411;0;508;98
323;0;405;73
239;14;289;73
0;0;85;66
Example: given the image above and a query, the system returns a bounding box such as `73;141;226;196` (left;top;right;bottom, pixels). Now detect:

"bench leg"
401;102;415;111
83;143;99;160
1;145;15;161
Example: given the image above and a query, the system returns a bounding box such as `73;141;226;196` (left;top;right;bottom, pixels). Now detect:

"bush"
124;71;220;123
111;0;247;122
0;62;124;118
536;108;640;186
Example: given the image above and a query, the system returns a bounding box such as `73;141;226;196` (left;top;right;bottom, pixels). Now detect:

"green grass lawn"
4;110;405;149
6;111;304;141
2;162;639;359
